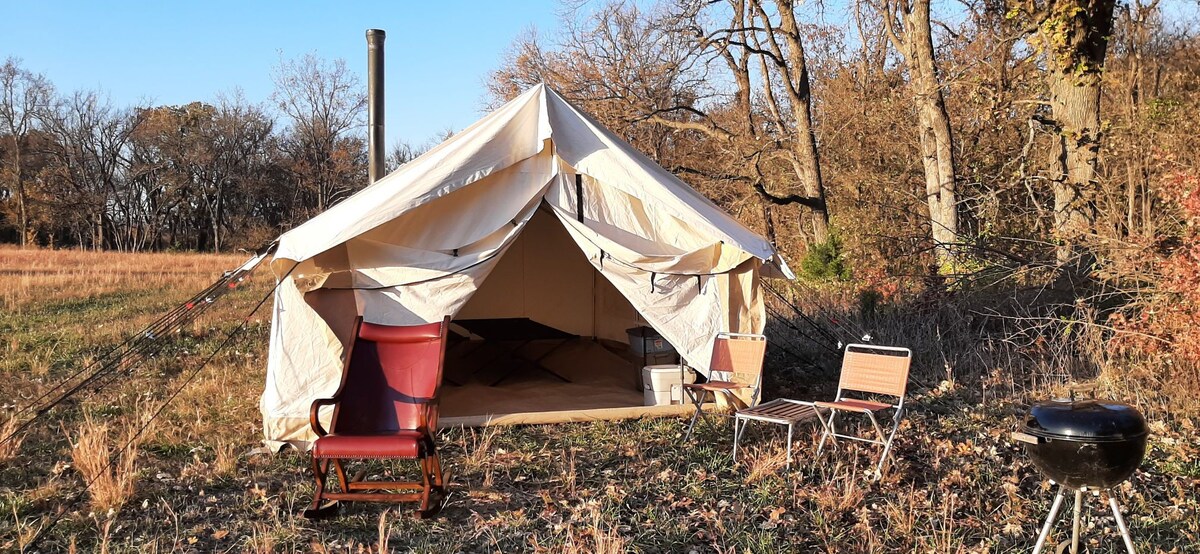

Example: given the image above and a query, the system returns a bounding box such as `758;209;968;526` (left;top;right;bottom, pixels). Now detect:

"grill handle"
1012;431;1043;445
1069;383;1097;400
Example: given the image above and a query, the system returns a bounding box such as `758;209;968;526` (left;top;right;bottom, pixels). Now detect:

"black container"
1013;398;1149;490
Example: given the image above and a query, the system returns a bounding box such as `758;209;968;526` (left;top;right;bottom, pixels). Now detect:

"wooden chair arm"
309;397;339;437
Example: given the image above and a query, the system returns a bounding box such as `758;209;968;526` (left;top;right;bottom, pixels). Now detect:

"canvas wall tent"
261;84;793;449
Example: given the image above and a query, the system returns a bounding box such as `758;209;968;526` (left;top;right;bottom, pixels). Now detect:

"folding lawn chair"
304;316;451;518
681;332;767;442
813;343;912;477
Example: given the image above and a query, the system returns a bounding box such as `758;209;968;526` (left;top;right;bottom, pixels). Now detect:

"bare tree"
1109;0;1162;238
491;1;832;247
669;0;831;244
0;57;53;246
870;0;959;264
41;91;141;250
749;0;830;243
271;53;367;213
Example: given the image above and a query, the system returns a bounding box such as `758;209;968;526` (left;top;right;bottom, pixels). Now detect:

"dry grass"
0;245;246;312
4;506;49;553
1;249;1198;552
0;418;25;463
560;509;628;554
69;412;146;515
460;426;500;489
212;439;239;478
739;443;789;483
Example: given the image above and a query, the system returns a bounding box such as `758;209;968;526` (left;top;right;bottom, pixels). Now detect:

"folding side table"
733;399;819;469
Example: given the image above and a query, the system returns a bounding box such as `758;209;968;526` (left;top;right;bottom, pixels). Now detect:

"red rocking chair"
304;316;450;518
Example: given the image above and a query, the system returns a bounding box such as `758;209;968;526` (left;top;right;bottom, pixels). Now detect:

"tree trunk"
13;142;30;247
1048;71;1102;254
762;201;779;249
898;0;958;264
93;213;102;252
776;0;830;243
1041;0;1117;264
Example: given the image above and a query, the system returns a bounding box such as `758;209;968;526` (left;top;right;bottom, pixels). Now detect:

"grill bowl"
1014;398;1148;490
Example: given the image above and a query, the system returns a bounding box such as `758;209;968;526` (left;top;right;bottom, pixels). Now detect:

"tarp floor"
438;337;690;427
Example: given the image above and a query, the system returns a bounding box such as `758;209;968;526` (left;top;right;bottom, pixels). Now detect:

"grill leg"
1070;489;1083;554
1107;494;1137;554
1033;487;1066;554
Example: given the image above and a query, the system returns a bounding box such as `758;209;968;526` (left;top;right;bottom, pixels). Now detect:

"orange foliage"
1109;168;1200;363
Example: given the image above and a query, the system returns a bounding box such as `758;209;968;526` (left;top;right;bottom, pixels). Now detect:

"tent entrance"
438;338;691;427
438;208;686;426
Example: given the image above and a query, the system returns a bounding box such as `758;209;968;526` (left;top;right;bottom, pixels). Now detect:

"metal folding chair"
682;332;767;442
813;343;912;477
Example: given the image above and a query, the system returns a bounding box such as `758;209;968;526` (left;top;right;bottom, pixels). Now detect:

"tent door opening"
439;207;685;426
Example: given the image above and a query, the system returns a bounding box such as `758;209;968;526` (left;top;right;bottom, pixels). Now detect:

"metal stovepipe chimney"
366;29;386;184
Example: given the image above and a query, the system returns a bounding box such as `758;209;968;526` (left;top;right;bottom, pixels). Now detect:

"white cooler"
642;364;697;406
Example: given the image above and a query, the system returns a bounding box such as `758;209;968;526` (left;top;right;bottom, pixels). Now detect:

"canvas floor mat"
440;338;652;420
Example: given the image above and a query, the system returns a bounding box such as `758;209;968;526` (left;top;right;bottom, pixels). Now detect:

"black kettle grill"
1012;387;1148;554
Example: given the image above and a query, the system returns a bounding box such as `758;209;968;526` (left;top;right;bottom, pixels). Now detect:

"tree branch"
754;182;827;210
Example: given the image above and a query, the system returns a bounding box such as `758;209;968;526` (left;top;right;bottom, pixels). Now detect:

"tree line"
0;53;430;252
3;0;1197;283
487;0;1196;283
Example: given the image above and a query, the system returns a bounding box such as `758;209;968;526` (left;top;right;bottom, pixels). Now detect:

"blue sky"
0;1;561;148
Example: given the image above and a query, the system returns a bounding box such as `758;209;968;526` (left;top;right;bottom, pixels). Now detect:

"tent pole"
592;252;598;340
576;173;584;222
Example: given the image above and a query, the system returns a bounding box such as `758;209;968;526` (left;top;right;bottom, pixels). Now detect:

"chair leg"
683;389;708;442
785;423;794;470
694;391;730;440
816;410;838;456
333;459;350;492
828;410;840;444
430;450;445;491
303;458;339;519
416;456;435;517
876;418;902;477
865;411;892;478
308;457;326;511
733;417;746;463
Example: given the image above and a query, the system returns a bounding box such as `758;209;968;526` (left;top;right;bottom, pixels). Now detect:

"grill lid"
1021;398;1148;442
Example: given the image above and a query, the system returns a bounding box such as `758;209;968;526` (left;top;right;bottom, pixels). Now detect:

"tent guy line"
25;255;297;551
0;244;277;451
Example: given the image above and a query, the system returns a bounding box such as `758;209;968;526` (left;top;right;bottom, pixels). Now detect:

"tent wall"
719;258;764;335
261;85;786;448
458;208;639;341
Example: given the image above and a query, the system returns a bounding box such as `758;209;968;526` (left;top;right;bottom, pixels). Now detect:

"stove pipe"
366;29;386;184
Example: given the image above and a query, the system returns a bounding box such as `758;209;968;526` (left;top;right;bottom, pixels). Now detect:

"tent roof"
275;84;791;279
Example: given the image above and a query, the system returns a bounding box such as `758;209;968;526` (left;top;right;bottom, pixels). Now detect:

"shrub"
799;234;851;282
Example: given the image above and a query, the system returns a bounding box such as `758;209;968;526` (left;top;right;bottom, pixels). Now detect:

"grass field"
1;246;1197;553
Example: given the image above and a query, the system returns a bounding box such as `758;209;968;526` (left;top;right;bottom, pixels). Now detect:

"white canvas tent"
260;84;792;448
